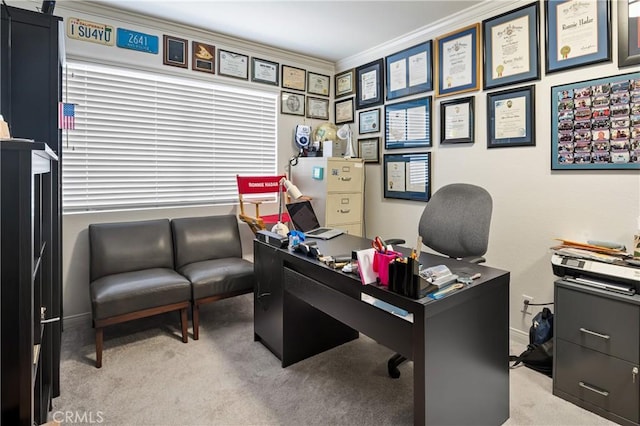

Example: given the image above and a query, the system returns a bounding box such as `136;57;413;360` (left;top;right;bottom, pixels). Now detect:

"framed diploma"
218;49;248;80
358;137;380;163
545;0;611;74
192;41;215;74
335;69;355;98
251;57;279;86
618;0;640;67
385;96;432;149
487;85;535;148
482;2;540;90
385;41;433;101
383;152;432;202
440;96;475;144
335;97;355;124
307;72;330;96
435;23;481;98
281;91;305;116
306;97;329;120
355;59;384;110
551;72;640;170
358;108;380;134
163;35;188;69
281;65;306;91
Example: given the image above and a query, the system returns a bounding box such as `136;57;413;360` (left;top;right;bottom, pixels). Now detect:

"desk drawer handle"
578;381;609;397
579;327;610;340
339;177;352;181
339;209;351;214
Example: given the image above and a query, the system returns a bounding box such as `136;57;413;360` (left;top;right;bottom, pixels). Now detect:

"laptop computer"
286;200;344;240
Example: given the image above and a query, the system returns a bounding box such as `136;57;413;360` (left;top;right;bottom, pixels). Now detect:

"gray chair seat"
91;267;191;320
178;258;254;300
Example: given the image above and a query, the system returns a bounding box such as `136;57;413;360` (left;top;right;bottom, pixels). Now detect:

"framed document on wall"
545;0;611;74
385;96;432;149
486;85;535;148
618;0;640;67
440;96;474;144
355;59;384;110
435;23;480;98
482;2;540;90
383;152;431;202
385;41;433;100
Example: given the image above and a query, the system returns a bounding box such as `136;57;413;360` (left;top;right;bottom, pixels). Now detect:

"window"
62;61;278;212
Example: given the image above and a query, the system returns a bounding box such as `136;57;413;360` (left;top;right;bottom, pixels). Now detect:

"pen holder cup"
372;250;402;286
388;258;422;298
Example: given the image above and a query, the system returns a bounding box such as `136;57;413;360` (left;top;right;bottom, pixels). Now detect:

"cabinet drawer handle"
578;381;609;397
41;316;60;324
339;209;351;214
339;177;352;181
579;327;610;340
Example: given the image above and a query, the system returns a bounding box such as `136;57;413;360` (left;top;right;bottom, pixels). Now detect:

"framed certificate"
335;97;354;124
307;72;330;96
192;41;215;74
486;85;535;148
218;49;248;80
385;96;431;149
383;152;431;202
618;0;640;67
482;2;540;90
251;57;279;86
358;137;380;163
435;23;480;98
163;35;188;69
335;68;355;98
545;0;611;74
281;91;305;116
306;97;329;120
355;59;384;110
385;41;433;101
551;72;640;170
358;108;380;134
281;65;306;91
440;96;474;144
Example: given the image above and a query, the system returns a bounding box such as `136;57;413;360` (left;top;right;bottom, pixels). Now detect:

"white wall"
337;0;640;339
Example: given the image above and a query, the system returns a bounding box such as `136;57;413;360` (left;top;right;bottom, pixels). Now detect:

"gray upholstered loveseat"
88;215;254;368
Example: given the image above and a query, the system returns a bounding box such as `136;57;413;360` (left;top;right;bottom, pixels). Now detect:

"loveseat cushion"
90;268;191;320
178;258;254;300
171;215;243;270
89;219;175;282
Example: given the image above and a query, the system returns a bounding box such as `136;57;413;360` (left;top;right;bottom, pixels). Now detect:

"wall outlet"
521;294;534;315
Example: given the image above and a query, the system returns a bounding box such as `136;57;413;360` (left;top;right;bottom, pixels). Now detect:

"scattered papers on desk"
553;238;630;257
553;247;620;263
361;293;414;323
356;248;376;285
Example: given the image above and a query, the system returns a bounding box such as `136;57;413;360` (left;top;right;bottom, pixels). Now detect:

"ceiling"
93;0;482;63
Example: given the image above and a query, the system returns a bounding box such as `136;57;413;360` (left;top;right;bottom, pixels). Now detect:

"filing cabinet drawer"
556;286;639;361
326;193;362;225
328;222;362;237
555;339;639;423
325;161;363;192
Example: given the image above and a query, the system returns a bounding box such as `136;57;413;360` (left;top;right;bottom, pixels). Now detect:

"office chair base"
388;353;407;378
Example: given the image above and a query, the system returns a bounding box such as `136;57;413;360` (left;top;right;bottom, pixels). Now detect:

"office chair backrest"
418;183;492;259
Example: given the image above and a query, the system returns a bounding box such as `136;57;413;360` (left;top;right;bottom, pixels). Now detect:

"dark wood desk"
254;234;510;425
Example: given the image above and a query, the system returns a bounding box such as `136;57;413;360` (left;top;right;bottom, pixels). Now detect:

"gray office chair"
386;183;493;378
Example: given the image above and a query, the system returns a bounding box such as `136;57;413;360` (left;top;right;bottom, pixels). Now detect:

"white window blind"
62;61;277;212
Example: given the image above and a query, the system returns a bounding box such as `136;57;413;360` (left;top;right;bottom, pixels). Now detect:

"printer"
552;247;640;295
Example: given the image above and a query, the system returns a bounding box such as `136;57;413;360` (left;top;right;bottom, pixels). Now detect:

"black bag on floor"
510;307;554;377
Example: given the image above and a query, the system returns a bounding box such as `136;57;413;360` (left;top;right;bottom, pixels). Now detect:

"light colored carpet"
54;294;614;425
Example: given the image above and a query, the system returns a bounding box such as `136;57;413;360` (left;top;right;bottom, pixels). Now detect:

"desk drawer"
556;286;639;361
326;194;362;225
555;339;639;423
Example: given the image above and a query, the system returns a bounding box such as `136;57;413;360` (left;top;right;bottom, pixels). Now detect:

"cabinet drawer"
555;339;639;423
329;222;362;237
556;286;639;361
326;194;362;225
326;161;363;192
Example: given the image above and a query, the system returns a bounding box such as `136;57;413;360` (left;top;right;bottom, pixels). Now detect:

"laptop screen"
286;200;321;232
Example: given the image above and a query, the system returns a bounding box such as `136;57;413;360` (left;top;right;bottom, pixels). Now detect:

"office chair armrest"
462;256;486;264
384;238;405;246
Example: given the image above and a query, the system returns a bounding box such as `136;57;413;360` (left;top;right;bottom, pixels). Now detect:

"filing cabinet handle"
579;327;610;340
633;367;638;384
339;209;351;214
578;381;609;397
339;177;352;181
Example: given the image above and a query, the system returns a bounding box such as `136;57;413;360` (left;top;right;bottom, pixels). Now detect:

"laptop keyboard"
306;228;330;235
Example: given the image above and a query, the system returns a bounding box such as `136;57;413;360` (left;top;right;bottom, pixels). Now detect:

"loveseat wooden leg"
95;327;103;368
180;308;188;343
192;303;200;341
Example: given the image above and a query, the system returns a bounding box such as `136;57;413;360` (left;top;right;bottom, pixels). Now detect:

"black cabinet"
1;5;62;425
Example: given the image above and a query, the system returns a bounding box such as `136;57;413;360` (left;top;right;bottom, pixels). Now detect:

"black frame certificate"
440;96;474;144
358;137;380;163
218;49;248;80
358;108;380;134
355;59;384;110
383;152;431;201
251;57;279;86
487;85;535;148
307;72;330;96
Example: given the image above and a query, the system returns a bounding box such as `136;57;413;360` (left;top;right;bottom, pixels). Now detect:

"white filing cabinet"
290;157;364;237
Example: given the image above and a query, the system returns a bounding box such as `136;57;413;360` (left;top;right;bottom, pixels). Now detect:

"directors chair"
236;175;291;234
385;183;493;378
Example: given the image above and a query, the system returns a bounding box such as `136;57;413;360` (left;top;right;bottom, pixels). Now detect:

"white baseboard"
510;327;529;345
62;312;92;330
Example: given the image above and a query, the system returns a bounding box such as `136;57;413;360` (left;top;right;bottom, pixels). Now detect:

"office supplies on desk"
372;250;402;285
429;283;465;300
286;200;344;240
419;264;458;287
356;248;376;284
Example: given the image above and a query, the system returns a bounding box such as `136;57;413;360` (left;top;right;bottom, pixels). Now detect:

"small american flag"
59;102;75;130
